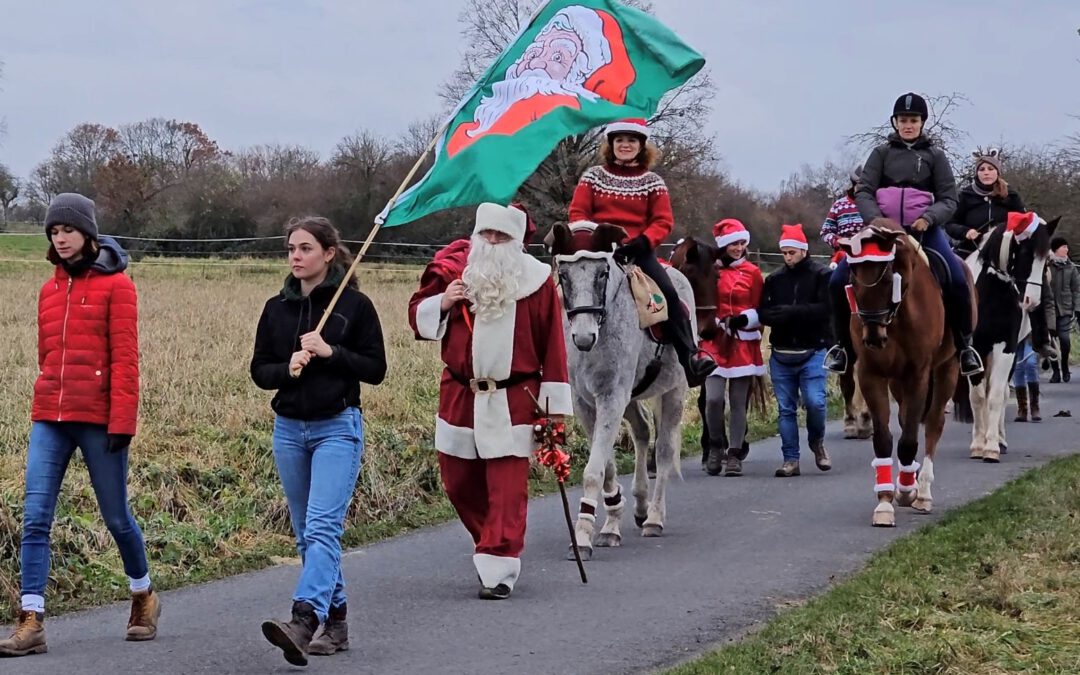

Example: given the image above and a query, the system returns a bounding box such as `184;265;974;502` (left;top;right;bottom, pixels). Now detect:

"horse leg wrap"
898;462;920;493
872;457;894;493
578;498;597;523
603;487;625;512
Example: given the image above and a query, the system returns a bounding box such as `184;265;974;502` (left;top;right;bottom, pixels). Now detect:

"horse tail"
951;371;974;424
749;374;770;417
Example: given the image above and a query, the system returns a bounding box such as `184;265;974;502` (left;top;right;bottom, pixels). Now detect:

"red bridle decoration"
534;417;571;483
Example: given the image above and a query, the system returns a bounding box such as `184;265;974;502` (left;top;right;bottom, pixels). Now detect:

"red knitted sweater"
568;163;674;248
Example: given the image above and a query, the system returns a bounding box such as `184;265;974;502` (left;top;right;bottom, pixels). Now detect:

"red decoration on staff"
533;417;571;482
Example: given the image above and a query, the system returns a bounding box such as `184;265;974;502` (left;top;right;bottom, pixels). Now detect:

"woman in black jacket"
251;216;386;665
945;148;1025;258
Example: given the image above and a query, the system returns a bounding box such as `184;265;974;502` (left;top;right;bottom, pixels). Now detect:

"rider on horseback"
824;92;984;378
570;118;716;386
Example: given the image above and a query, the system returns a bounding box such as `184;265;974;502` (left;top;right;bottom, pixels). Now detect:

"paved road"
8;385;1080;674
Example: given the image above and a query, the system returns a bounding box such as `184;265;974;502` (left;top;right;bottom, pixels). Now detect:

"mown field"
0;233;822;622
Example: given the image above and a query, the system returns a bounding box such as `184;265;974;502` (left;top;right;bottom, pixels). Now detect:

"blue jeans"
1012;339;1039;387
272;407;363;622
770;350;828;461
21;422;149;596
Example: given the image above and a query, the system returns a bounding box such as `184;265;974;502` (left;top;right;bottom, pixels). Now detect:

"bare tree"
0;162;18;226
234;144;321;183
0;59;7;142
847;92;971;166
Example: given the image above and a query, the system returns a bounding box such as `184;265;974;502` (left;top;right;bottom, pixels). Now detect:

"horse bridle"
556;259;625;329
849;260;903;326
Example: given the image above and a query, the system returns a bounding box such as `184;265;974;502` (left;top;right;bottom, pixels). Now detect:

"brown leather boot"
0;610;47;656
126;588;162;641
1028;383;1042;422
704;447;727;476
262;601;319;666
1014;386;1028;422
308;603;349;656
810;439;832;471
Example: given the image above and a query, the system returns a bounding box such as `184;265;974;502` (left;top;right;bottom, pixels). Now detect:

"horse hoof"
912;499;933;513
634;514;647;528
641;524;664;537
872;512;896;527
982;452;1001;464
568;546;593;562
843;426;858;439
896;490;916;507
970;447;985;460
594;532;622;548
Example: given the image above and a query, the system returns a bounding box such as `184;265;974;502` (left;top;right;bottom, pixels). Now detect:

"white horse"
550;222;691;561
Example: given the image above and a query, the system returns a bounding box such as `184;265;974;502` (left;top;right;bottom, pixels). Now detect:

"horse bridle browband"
556;258;626;329
848;260;903;326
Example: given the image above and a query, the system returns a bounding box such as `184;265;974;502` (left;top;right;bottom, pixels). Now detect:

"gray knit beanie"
45;193;99;240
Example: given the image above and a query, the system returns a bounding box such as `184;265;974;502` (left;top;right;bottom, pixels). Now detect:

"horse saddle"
922;247;952;295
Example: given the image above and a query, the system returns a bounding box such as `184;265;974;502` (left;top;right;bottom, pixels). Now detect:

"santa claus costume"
408;203;572;599
700;218;765;477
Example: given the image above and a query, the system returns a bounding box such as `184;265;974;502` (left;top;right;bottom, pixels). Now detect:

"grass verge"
666;453;1080;675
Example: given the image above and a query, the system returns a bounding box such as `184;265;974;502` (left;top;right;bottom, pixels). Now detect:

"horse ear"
548;222;573;255
593;223;629;253
1046;216;1062;236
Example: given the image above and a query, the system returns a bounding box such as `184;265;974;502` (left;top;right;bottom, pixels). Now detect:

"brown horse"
837;221;968;527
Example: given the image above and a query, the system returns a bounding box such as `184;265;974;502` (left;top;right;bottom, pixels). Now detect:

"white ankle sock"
21;594;45;614
129;574;151;593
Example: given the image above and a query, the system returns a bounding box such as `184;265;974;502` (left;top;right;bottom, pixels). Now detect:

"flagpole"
290;124;447;377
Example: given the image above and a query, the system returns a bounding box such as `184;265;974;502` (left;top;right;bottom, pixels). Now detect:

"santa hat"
713;218;750;249
604;118;649;141
473;202;527;242
1005;211;1040;242
778;223;808;251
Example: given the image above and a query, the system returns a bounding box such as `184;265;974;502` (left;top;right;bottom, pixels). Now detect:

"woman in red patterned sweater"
569;119;716;386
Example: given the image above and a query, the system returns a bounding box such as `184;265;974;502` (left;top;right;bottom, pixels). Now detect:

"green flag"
377;0;705;227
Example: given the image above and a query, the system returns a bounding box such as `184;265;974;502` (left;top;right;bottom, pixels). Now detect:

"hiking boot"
705;447;727;476
1028;383;1042;422
823;345;848;374
478;584;512;600
262;601;319;666
0;610;46;657
810;439;832;471
774;461;800;477
724;454;743;477
125;588;161;642
1013;386;1028;421
1064;366;1072;383
308;603;349;656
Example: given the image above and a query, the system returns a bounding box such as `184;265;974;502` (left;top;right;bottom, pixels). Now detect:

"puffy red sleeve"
108;274;140;436
642;184;674;248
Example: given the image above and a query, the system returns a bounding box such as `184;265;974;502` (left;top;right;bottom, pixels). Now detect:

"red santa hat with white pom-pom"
604;118;650;140
1006;211;1041;242
713;218;750;249
778;223;808;251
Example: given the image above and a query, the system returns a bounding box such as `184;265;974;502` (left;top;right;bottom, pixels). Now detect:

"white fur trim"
739;309;761;330
538;382;573;416
473;553;521;590
605;120;649;139
736;329;762;341
778;239;808;250
709;363;766;378
849;252;895;264
715;231;750;248
891;273;902;304
875;482;896;493
515;256;554;301
435;417;538;460
474;203;526;241
556;250;614;263
415;294;449;340
871;457;894;467
899;462;921;473
568;220;598;233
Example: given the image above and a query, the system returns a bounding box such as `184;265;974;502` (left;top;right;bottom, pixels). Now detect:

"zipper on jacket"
57;276;74;421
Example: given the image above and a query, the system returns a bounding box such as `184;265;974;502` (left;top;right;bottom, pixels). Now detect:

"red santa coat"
408;255;573;459
701;258;765;378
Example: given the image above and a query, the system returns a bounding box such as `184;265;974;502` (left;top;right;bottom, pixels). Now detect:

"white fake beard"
469;69;592;138
463;236;525;322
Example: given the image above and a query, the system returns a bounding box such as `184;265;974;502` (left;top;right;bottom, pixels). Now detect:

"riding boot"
1050;362;1062;384
956;332;984;377
668;313;716;388
1028;383;1042;422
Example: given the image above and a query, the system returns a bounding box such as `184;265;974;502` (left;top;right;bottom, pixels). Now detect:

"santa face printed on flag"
448;5;636;156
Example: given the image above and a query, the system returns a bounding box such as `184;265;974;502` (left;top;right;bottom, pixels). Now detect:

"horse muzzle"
862;324;888;349
573;331;598;352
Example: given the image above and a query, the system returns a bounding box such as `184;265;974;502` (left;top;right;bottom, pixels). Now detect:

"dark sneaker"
724;455;743;477
478;584;512;600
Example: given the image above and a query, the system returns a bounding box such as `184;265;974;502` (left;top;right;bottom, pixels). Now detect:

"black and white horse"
953;216;1060;462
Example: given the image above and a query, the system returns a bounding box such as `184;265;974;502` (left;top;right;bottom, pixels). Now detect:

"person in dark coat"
945;148;1025;258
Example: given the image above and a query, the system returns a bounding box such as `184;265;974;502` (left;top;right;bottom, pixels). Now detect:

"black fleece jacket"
758;256;833;350
251;270;386;420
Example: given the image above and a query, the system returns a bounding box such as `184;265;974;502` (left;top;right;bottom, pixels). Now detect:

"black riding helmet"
892;92;928;120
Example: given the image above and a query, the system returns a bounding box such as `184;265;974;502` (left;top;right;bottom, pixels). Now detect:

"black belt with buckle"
447;369;539;394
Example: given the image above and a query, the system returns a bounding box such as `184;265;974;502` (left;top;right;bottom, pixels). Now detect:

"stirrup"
823;346;848;374
959;348;984;377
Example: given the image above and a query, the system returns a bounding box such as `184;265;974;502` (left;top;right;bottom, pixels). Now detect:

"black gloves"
107;434;133;454
728;314;750;330
613;235;651;265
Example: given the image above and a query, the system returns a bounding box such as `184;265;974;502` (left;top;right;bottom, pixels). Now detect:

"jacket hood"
91;236;130;274
887;132;933;149
281;265;347;301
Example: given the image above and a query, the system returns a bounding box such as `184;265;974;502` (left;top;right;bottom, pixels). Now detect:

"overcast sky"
1;1;1078;191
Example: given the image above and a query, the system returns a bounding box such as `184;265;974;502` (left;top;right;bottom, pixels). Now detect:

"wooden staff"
290;125;445;377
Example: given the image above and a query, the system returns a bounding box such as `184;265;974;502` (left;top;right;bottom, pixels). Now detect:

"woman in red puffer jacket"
0;193;159;658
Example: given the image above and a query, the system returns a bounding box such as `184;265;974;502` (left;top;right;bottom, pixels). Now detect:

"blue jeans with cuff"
769;350;828;462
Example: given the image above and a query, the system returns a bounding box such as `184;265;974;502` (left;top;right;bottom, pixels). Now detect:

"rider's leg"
635;251;715;387
824;259;854;373
922;227;982;376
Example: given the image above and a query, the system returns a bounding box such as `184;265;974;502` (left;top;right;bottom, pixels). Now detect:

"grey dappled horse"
551;222;692;560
